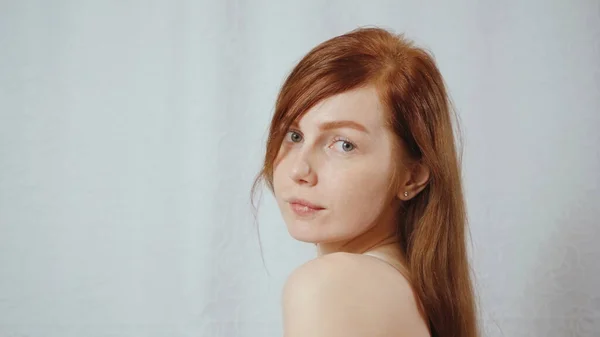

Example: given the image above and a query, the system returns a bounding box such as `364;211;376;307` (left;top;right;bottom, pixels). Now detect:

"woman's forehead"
294;86;387;132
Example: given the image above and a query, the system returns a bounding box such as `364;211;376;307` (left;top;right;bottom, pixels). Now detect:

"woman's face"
272;85;405;246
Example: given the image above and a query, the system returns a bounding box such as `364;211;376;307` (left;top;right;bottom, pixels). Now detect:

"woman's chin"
287;230;320;243
286;225;343;245
286;224;325;243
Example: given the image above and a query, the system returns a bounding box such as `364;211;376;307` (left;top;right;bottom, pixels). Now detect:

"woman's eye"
287;131;302;143
333;140;356;153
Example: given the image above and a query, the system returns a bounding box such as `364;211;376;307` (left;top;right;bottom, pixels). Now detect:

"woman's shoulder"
285;251;412;291
282;252;430;337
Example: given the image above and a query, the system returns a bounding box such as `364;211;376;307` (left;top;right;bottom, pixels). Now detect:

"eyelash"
285;130;358;153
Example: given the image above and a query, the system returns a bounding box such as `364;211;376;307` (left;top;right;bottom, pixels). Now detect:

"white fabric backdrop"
1;1;599;336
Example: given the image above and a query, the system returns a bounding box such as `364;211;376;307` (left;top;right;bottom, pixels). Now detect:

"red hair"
252;27;479;337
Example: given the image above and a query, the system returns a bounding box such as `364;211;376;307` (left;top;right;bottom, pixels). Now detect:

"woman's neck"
316;233;399;256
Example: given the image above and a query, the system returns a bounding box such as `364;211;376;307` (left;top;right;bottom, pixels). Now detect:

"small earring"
403;191;409;197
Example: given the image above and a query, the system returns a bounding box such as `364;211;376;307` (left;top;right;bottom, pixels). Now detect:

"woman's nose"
289;153;317;186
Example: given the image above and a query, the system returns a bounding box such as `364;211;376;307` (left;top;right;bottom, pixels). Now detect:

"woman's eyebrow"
291;120;369;134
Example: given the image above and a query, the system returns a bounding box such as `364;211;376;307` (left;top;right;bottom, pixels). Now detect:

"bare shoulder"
282;252;430;337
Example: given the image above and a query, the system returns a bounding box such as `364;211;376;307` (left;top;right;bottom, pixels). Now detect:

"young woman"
252;27;479;337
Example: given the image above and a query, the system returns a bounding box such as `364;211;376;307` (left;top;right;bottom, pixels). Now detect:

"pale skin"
272;85;431;337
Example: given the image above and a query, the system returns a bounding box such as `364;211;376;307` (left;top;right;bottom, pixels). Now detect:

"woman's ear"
397;162;430;200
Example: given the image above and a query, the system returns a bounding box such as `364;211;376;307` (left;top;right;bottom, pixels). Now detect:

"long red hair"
251;27;479;337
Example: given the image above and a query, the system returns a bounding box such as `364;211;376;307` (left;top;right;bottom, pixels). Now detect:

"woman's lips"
289;202;324;216
287;198;325;217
